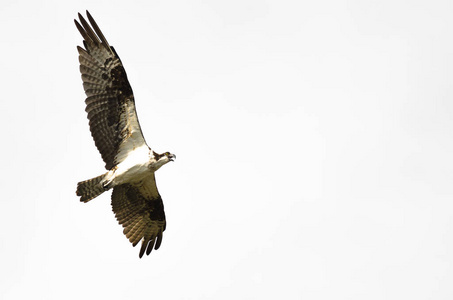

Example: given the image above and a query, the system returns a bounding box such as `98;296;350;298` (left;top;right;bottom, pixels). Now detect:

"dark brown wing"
111;175;166;258
75;11;147;170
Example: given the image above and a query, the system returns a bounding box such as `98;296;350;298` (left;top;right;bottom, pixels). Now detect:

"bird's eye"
165;152;170;156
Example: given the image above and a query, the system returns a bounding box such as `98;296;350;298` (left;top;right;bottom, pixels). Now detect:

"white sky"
1;0;453;299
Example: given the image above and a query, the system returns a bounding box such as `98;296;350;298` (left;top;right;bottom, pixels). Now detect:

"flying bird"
74;11;176;258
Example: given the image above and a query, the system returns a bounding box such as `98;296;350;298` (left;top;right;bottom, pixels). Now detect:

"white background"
1;0;453;299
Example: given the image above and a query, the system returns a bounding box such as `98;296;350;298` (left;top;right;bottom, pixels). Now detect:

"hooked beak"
169;154;176;162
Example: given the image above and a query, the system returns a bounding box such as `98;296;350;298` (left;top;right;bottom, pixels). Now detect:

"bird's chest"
113;149;152;185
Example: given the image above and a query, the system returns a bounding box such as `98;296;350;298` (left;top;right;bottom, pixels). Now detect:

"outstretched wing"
75;11;147;170
111;175;166;258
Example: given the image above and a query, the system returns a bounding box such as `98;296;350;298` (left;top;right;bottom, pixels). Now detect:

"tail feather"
76;173;107;202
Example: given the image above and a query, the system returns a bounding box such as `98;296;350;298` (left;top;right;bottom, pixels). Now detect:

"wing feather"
75;11;147;170
111;175;166;258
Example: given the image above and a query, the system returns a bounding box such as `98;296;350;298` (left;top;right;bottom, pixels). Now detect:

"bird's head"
152;151;176;170
164;152;176;162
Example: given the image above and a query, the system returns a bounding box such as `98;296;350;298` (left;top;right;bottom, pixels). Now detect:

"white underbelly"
111;145;152;185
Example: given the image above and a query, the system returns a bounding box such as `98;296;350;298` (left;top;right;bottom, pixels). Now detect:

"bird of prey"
74;11;176;258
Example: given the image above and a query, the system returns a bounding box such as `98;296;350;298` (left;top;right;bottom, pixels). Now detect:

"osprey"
74;11;175;258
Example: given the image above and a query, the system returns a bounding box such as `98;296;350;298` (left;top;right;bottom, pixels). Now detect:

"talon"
103;181;112;190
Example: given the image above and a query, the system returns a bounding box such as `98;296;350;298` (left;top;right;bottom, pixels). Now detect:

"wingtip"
139;239;147;258
74;18;82;29
146;240;154;256
155;233;163;250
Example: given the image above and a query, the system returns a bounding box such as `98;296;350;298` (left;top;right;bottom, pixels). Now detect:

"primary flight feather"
74;11;176;258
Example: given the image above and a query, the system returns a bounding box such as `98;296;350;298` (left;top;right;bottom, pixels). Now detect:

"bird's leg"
101;169;116;190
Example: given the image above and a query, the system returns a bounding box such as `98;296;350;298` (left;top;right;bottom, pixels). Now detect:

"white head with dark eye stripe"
166;152;176;161
151;151;176;170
